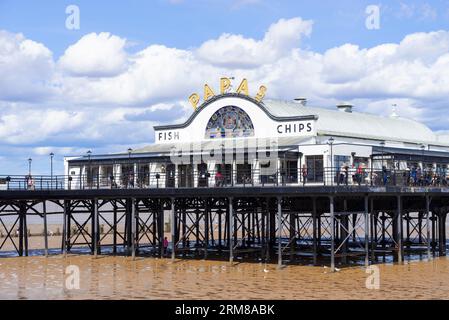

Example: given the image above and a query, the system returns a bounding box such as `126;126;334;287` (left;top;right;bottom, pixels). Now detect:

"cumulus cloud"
1;17;449;174
58;32;128;77
0;30;55;101
196;17;313;68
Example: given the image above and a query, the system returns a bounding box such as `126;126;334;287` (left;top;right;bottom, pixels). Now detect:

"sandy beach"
1;223;449;300
0;253;448;300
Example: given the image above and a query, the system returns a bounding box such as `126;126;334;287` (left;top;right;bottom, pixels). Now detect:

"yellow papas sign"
189;78;267;110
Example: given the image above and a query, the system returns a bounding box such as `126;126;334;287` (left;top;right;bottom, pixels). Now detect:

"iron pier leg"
113;201;117;255
160;201;164;258
43;201;48;257
18;202;24;257
397;196;403;264
289;211;296;263
426;195;431;260
204;199;209;259
277;196;283;269
265;200;270;262
93;198;99;258
312;197;318;266
370;199;375;262
131;198;136;260
62;200;68;257
23;205;28;257
406;212;410;250
229;197;234;264
330;196;335;272
439;212;447;256
341;199;348;265
171;198;175;260
218;209;222;253
364;196;369;267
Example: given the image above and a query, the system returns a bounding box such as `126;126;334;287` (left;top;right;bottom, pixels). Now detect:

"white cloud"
58;32;128;77
0;30;55;101
196;17;313;68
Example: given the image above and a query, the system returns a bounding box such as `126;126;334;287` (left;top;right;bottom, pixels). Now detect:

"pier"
1;174;447;271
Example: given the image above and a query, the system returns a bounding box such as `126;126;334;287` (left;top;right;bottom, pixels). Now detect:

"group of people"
405;167;448;187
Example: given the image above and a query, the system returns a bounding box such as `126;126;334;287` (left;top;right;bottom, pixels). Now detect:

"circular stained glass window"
205;106;255;139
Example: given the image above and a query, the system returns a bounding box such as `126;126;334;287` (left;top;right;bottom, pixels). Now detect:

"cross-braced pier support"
0;191;447;270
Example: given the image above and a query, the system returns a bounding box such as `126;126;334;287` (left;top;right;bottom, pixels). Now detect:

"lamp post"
28;158;32;175
50;152;54;189
380;141;386;168
128;148;133;188
421;144;426;184
87;150;92;189
328;137;334;186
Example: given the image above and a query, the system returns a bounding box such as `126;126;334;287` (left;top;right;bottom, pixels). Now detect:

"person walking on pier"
215;170;224;187
302;164;307;186
382;166;388;186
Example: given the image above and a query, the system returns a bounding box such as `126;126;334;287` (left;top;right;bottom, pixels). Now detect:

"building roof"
262;99;443;146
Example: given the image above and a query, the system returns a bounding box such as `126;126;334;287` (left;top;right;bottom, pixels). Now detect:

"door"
166;164;175;187
197;163;209;187
178;164;193;187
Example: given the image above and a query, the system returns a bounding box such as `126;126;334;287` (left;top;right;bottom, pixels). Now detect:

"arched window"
205;106;254;139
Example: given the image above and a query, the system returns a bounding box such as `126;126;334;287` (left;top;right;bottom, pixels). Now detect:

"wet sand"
0;254;448;300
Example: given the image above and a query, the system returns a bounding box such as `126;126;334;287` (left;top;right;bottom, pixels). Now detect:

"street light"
327;137;334;186
50;152;54;188
28;158;32;175
128;148;133;188
421;144;426;179
380;141;386;168
87;150;92;189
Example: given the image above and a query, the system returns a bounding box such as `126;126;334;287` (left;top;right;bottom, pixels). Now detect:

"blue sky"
0;0;449;175
1;0;448;55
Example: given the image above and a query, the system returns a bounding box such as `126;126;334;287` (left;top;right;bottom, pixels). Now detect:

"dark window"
236;163;252;184
306;155;323;182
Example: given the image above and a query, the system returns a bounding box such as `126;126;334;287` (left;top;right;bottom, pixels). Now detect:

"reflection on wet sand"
0;255;448;300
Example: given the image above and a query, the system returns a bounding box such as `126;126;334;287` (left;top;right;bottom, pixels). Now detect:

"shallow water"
0;255;448;300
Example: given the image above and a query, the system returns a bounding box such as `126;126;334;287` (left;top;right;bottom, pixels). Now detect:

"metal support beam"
439;213;447;256
426;195;431;260
364;195;369;267
62;200;68;257
229;197;233;264
43;201;48;257
159;200;164;258
93;198;98;258
397;196;403;264
131;198;136;260
277;196;282;269
330;196;335;272
312;197;318;266
171;198;175;260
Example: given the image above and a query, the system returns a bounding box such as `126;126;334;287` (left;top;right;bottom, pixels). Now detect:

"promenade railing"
0;167;447;191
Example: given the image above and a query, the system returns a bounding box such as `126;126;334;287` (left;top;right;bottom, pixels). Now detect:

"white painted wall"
155;96;316;143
